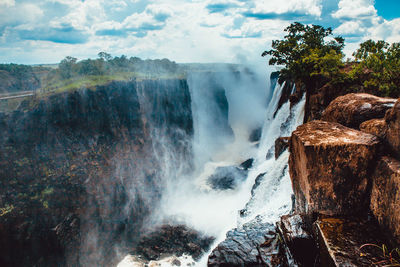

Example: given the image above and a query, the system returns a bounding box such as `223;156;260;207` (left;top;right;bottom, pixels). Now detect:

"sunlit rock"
384;98;400;157
359;118;387;139
370;156;400;244
289;120;380;215
321;93;396;129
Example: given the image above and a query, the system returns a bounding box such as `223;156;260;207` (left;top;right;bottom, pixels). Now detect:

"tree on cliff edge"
262;22;345;87
351;40;400;97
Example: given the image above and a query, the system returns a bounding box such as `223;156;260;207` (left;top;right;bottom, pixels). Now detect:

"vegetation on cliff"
41;54;184;94
263;22;400;98
262;22;345;88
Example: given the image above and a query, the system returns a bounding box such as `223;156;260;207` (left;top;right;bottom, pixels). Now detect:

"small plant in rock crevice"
360;243;400;266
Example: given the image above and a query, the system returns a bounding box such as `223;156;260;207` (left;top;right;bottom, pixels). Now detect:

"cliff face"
0;67;48;94
0;79;194;266
287;93;400;265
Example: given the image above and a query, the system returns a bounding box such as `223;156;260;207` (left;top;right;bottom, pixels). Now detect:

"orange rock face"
359;118;387;139
370;156;400;244
385;98;400;157
321;93;396;129
289;120;380;215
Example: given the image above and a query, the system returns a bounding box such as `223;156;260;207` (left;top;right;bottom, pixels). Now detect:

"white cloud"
0;0;14;7
334;21;366;36
1;0;399;64
332;0;376;20
0;3;43;28
251;0;322;17
332;0;400;58
367;18;400;43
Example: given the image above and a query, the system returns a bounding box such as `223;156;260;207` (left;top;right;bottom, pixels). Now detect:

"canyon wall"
0;78;197;266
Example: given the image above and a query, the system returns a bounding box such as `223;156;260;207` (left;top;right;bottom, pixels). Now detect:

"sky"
0;0;399;64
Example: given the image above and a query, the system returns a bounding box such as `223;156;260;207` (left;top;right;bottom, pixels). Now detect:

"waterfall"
117;71;305;267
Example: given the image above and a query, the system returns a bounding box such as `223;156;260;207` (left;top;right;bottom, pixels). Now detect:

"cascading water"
117;69;305;266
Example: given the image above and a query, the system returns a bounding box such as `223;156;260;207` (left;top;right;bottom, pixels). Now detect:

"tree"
351;40;400;97
58;56;78;79
352;40;389;61
78;59;104;76
98;52;112;61
262;22;345;86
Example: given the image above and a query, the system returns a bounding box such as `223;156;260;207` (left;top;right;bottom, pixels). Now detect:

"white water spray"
117;69;305;267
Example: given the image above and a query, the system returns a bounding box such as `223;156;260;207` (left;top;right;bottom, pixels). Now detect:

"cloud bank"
0;0;399;64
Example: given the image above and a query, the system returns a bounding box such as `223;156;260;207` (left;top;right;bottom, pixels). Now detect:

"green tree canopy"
262;22;345;86
351;40;400;97
58;56;78;79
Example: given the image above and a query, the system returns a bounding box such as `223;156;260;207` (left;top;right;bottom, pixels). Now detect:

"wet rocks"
321;93;396;129
239;158;254;170
370;156;400;244
249;127;262;142
54;214;81;266
314;216;387;266
289;120;380;215
275;80;295;117
135;225;214;261
207;166;247;190
275;137;290;159
208;219;288;266
277;214;317;266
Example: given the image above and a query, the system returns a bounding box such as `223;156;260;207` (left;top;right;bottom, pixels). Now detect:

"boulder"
385;98;400;157
274;80;295;117
321;93;396;129
314;217;387;266
289;120;380;215
370;156;400;245
277;214;317;266
275;137;290;159
54;214;81;266
208;219;288;266
207;166;247;190
249;127;262;142
239;158;254;170
359;118;387;139
135;225;214;261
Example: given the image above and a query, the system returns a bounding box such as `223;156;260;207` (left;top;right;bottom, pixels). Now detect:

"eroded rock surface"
275;137;290;159
385;98;400;157
321;93;396;129
289;120;380;215
207;166;247;190
277;214;317;266
208;219;287;267
370;156;400;245
249;127;262;142
314;217;387;266
359;118;387;139
134;225;214;261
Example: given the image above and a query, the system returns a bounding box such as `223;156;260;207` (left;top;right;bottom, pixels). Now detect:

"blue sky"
0;0;399;64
